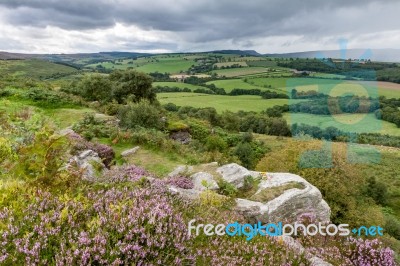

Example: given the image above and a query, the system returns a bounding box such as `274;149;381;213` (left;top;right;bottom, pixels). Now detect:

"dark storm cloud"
1;1;398;32
1;0;400;52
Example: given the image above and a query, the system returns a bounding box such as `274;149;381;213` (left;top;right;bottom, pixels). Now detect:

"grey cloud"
0;0;400;52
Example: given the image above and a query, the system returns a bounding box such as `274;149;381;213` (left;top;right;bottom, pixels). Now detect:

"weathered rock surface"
168;165;194;177
170;131;192;144
191;172;219;191
121;146;140;157
168;186;201;200
66;149;105;181
216;163;260;189
167;163;330;225
235;172;330;224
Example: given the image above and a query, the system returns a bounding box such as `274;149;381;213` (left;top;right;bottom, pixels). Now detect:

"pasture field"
246;60;278;67
157;92;301;113
213;61;248;68
86;55;197;74
206;79;267;92
247;77;400;98
211;67;270;77
284;112;400;136
135;57;196;73
153;81;209;90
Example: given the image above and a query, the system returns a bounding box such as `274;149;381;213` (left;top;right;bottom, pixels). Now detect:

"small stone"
121;146;140;157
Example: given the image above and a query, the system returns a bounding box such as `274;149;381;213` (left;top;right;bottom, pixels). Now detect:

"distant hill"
210;50;261;56
0;52;37;60
265;49;400;62
2;49;400;63
0;51;151;62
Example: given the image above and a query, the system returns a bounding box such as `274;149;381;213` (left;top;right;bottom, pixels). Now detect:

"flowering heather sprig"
102;165;152;183
165;175;194;189
298;232;397;265
0;187;192;265
346;237;396;266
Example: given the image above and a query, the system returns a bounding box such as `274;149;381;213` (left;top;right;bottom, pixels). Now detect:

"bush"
118;100;164;130
163;102;179;112
205;135;227;152
76;74;112;102
234;142;256;169
13;128;69;186
186;119;210;142
110;70;156;104
217;179;238;196
72;114;116;140
385;214;400;240
0;137;14;164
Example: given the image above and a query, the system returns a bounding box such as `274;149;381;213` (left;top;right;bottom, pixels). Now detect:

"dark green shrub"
118;100;164;130
163;102;179;112
186;119;210;142
205;135;228;152
234;142;256;169
385;214;400;240
218;179;238;196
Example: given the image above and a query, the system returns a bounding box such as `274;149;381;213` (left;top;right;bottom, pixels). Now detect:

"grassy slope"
254;134;400;217
0;98;95;129
0;59;77;79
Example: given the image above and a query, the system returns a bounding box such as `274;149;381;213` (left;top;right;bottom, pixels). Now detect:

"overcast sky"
1;0;400;54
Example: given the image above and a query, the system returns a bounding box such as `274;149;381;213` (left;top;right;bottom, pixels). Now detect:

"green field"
214;61;248;68
158;92;300;112
206;79;267;92
0;59;77;79
153;81;209;90
86;55;197;74
284;112;400;136
211;67;270;77
246;77;400;98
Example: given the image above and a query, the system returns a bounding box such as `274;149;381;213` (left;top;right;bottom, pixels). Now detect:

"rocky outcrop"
168;163;331;224
164;162;332;266
66;150;105;181
237;173;331;224
216;163;260;189
170;131;192;144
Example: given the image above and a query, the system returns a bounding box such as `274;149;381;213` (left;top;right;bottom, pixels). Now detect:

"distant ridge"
265;49;400;62
0;51;151;61
209;50;261;56
0;52;37;60
2;49;400;62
